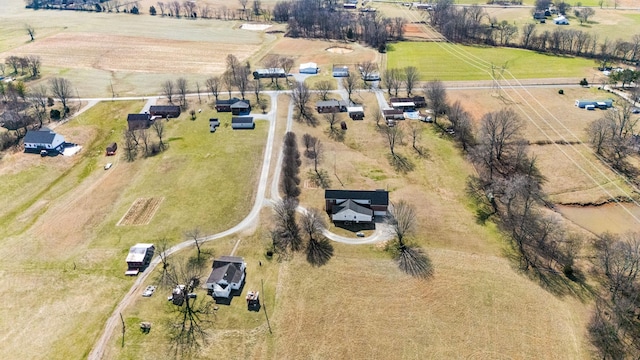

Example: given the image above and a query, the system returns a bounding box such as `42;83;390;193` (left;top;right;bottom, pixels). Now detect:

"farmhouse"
383;108;405;120
390;96;426;108
317;99;348;113
253;68;286;79
575;99;614;109
333;65;350;77
215;97;242;112
347;106;365;120
23;128;65;154
231;100;251;115
206;256;247;298
127;113;153;131
125;243;155;276
325;189;389;223
299;62;319;74
149;105;181;118
232;116;255;129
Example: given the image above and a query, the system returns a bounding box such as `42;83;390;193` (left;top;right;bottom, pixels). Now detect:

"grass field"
387;42;597;81
0;100;268;359
0;0;275;97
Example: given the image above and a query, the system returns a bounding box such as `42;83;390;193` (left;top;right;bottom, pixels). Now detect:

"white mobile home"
299;62;319;74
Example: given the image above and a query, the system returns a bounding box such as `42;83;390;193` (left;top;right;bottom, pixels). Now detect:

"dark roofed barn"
149;105;181;118
127;113;153;131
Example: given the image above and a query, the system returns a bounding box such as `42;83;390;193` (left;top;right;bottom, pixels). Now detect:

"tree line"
0;77;73;152
274;0;405;51
430;0;640;67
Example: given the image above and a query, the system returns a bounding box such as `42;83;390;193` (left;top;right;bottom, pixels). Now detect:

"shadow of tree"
306;237;334;266
308;169;332;188
327;127;345;142
387;153;415;173
396;245;434;279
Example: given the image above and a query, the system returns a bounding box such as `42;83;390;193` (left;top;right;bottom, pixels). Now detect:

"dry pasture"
117;197;164;226
447;86;636;205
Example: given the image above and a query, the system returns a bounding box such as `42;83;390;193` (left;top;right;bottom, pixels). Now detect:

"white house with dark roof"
325;189;389;223
206;256;247;298
23;128;65;153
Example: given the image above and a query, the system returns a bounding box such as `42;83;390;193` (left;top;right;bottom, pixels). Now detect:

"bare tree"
407;121;423;156
29;84;48;127
157;1;166;15
253;78;261;103
26;55;41;78
161;80;175;104
290;81;316;125
575;7;595;25
315;80;332;101
195;81;201;104
152;119;166;151
343;76;358;102
176;77;188;108
239;0;249;18
166;261;213;358
324;112;339;131
25;24;35;41
424;80;448;125
205;76;220;101
222;71;234;99
236;66;251;100
384;124;403;158
281;132;301;199
473;108;524;180
157;237;172;288
404;66;420;96
185;228;204;263
138;128;150;156
272;198;302;253
48;77;72;117
383;68;402;96
123;129;139;161
386;200;433;278
301;208;333;266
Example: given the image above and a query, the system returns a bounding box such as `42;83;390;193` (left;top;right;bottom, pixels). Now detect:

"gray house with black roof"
206;256;247;298
23;128;65;153
325;189;389;222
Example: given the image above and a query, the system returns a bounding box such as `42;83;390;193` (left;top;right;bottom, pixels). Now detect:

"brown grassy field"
447;86;636;205
0;0;274;97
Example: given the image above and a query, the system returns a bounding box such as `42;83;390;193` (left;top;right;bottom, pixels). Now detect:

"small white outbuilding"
299;62;319;74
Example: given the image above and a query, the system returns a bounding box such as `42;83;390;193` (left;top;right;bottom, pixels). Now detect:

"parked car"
356;232;365;237
142;285;156;297
104;163;112;170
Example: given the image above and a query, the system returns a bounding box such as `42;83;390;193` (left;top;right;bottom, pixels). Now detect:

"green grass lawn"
387;42;596;81
0;100;269;359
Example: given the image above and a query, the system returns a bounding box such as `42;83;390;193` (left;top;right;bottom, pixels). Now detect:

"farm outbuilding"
231;100;251;115
149;105;181;118
347;106;365;120
575;99;613;108
383;108;405;120
23;128;66;154
390;96;426;108
253;68;286;79
216;97;241;112
206;256;247;298
299;62;319;74
317;99;348;113
391;101;416;112
125;243;155;276
127;113;153;131
554;16;569;25
333;65;350;77
232;116;255;129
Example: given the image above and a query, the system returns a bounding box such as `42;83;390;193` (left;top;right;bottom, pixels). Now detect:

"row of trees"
273;132;334;265
0;77;73;151
153;0;269;21
3;55;41;78
587;103;638;177
589;231;640;359
430;1;640;66
275;0;405;51
122;120;167;161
